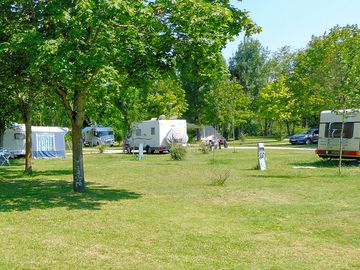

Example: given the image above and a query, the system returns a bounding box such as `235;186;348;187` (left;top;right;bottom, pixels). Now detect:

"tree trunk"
72;121;85;192
0;120;5;148
285;121;291;136
24;105;32;175
57;88;87;192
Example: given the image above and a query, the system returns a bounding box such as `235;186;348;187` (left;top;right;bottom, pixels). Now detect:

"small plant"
199;142;210;154
97;144;107;154
208;169;231;186
239;132;246;142
170;144;186;160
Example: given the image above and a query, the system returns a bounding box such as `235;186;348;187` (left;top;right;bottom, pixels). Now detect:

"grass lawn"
1;148;360;269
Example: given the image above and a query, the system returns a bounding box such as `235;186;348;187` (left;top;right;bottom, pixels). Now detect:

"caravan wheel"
146;146;151;154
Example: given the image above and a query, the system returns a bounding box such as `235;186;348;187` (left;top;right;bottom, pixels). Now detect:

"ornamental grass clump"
170;144;187;160
208;169;231;186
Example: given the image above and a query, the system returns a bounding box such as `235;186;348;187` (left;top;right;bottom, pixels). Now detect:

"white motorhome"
82;125;115;146
125;118;188;153
2;124;69;158
316;110;360;159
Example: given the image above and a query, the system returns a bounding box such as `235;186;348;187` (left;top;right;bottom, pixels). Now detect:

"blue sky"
222;0;360;61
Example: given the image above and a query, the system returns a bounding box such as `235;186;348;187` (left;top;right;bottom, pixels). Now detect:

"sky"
222;0;360;61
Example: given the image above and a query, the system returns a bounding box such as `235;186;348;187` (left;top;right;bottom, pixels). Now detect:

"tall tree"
228;38;270;108
0;1;44;173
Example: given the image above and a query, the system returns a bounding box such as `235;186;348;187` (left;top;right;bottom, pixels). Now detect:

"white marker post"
138;143;144;160
257;143;266;170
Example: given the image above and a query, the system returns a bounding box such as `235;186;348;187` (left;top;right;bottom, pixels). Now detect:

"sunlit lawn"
1;148;360;269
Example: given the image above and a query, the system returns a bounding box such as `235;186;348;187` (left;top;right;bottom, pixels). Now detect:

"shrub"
199;142;210;154
170;144;186;160
97;144;107;154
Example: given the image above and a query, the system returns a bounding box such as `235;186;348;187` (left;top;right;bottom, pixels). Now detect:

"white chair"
0;148;12;166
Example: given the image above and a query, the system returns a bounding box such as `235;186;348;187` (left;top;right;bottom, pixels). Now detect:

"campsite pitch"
1;149;360;269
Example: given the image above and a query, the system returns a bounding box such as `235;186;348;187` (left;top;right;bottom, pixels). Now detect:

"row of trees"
0;0;259;192
229;24;360;138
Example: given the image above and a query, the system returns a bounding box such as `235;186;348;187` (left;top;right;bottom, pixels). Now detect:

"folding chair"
0;148;11;166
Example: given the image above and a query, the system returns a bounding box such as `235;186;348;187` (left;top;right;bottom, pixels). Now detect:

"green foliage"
291;25;360;117
146;77;188;119
203;78;251;132
170;144;187;161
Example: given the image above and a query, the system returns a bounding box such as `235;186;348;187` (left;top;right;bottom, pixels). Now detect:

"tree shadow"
0;178;141;212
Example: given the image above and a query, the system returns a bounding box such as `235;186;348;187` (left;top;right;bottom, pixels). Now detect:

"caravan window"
151;127;155;135
136;129;141;136
14;133;25;140
325;122;354;138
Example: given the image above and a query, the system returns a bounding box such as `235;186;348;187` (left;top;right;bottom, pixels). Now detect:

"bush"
199;142;210;154
170;144;186;160
97;144;107;154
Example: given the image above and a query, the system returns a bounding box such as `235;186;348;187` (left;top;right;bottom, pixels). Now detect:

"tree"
257;75;295;140
291;25;360;122
146;77;188;119
228;38;270;107
203;78;250;139
0;2;45;174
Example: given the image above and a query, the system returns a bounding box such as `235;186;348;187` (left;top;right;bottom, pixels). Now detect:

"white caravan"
82;125;115;146
2;124;69;158
125;119;188;153
316;110;360;159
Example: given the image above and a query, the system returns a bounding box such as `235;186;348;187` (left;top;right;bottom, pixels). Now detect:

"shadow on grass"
292;159;360;168
0;170;141;212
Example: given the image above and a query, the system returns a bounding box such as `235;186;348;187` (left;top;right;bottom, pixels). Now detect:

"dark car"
289;128;319;145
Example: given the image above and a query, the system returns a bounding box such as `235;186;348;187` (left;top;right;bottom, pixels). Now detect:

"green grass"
1;149;360;269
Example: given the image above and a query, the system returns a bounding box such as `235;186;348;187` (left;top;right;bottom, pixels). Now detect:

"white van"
124;118;188;153
316;110;360;159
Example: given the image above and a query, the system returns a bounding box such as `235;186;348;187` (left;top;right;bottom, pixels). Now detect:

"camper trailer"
316;110;360;159
124;118;188;153
2;124;69;158
82;125;115;146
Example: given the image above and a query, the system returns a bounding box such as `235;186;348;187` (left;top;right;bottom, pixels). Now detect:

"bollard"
257;143;266;170
138;143;144;160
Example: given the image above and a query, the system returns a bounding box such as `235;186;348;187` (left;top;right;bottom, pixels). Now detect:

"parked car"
289;128;319;145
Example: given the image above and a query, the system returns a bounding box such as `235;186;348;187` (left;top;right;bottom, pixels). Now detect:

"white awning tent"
2;124;69;158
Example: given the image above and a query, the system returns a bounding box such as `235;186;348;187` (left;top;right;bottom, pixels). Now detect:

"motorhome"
2;124;69;158
124;118;188;153
316;110;360;159
82;125;115;146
